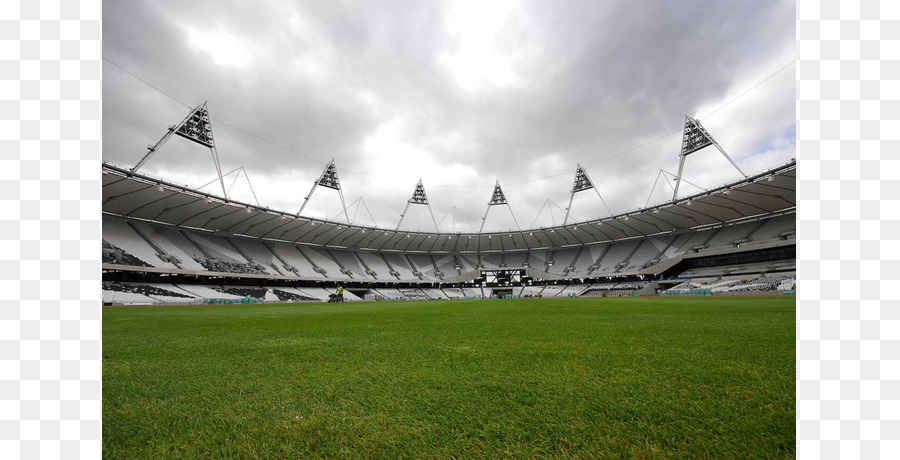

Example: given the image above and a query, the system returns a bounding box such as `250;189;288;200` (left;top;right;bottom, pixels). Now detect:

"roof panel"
102;160;795;251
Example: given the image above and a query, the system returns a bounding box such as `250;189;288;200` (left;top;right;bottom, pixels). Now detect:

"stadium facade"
102;106;796;304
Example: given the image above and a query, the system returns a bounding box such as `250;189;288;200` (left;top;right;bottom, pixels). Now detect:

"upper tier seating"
356;252;395;280
129;221;207;271
593;240;641;275
745;214;796;242
103;216;177;269
299;247;344;278
381;253;417;280
102;212;795;282
269;244;322;278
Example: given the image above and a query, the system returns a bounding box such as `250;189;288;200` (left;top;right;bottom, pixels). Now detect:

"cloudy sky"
102;0;795;233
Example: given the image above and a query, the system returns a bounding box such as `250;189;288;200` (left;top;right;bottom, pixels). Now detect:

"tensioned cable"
103;57;331;170
576;59;796;174
103;113;186;153
103;58;191;109
472;61;795;189
104;56;794;190
698;60;796;121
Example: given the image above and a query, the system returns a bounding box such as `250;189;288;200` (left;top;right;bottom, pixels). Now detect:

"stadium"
102;112;795;305
102;2;795;457
102;105;795;457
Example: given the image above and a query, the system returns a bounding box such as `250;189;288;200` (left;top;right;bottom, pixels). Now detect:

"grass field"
103;296;795;458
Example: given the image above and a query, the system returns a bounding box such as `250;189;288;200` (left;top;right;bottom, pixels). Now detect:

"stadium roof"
102;160;795;254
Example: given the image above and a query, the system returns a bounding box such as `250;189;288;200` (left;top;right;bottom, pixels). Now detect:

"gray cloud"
103;0;795;232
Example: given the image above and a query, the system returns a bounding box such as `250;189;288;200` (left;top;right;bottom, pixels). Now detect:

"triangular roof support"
132;102;227;198
645;169;706;208
563;164;612;225
397;179;439;231
436;206;457;233
530;199;552;229
194;166;260;206
298;160;350;223
479;181;520;233
672;116;746;201
331;197;378;227
438;206;475;233
357;197;379;228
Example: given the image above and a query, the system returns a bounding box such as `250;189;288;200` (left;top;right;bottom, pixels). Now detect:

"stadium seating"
175;284;245;300
540;285;566;297
420;288;446;299
442;287;465;299
565;247;594;275
592;240;641;275
356;251;394;279
547;247;579;275
266;288;319;302
103;282;205;304
433;254;458;277
102;199;795;304
670;229;713;254
128;221;208;271
370;287;406;300
381;253;417;280
269;244;321;278
229;237;285;276
663;272;796;296
327;249;367;279
744;214;796;243
301;247;345;278
105;217;794;282
653;233;691;262
621;239;664;272
456;255;480;272
504;252;527;268
481;253;503;270
103;217;177;269
399;288;431;300
702;224;754;251
101;281;371;305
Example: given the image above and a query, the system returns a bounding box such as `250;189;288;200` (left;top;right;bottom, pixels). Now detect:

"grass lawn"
103;296;795;458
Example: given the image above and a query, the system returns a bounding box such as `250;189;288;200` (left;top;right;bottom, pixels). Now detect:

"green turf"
103;296;795;458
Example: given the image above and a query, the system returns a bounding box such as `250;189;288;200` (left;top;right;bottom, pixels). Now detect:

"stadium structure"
102;103;796;305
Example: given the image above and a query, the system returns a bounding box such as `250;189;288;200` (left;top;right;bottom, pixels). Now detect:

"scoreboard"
479;269;527;286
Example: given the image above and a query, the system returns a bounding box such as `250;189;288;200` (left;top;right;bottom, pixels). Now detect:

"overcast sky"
103;0;795;233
